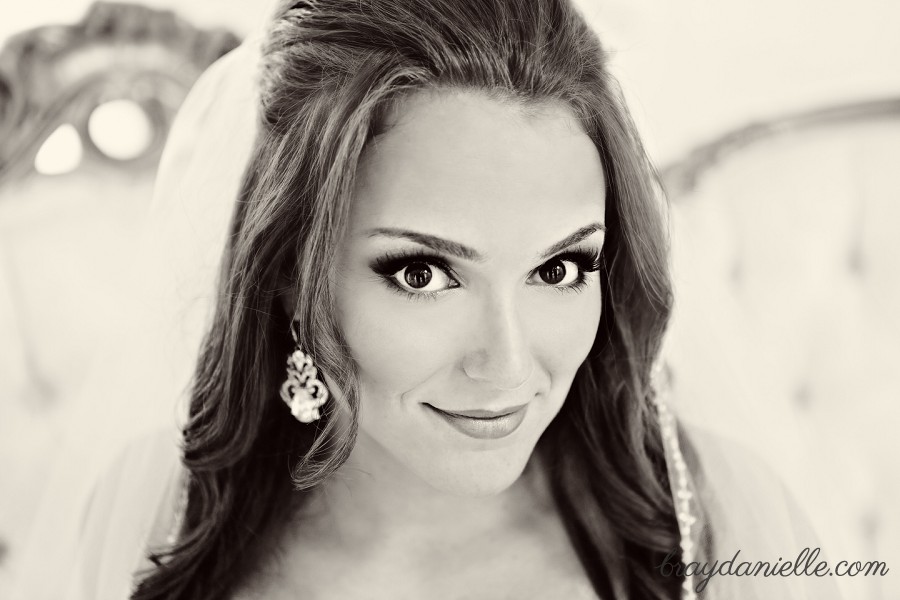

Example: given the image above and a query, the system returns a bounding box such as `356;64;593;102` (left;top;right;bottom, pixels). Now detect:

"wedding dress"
11;8;844;599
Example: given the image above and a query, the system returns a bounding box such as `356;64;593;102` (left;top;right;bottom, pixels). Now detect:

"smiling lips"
425;403;528;439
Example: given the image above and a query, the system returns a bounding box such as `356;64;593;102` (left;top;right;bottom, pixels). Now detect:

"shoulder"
83;428;184;526
680;423;781;489
678;427;845;598
75;428;185;598
679;422;829;557
680;423;797;516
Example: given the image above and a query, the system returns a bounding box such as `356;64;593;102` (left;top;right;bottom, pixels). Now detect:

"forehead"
349;90;606;249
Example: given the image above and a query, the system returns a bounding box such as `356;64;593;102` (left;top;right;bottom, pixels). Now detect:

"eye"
531;258;580;286
527;249;601;290
391;261;457;294
370;250;461;299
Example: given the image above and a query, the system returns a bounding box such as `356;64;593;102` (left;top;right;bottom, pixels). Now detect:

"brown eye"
404;263;433;289
528;257;581;287
539;259;567;284
388;260;457;295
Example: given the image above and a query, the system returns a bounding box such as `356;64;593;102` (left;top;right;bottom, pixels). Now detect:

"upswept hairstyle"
133;0;680;598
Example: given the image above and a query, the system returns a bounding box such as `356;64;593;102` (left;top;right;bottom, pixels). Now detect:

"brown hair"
133;0;680;598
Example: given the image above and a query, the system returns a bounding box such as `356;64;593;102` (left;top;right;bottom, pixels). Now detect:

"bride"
15;1;844;598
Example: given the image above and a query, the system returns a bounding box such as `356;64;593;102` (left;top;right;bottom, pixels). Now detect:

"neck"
293;428;554;556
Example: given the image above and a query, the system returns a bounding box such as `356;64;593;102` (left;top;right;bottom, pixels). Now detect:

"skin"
261;90;606;598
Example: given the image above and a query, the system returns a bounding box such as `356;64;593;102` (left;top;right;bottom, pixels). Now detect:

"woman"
18;1;841;599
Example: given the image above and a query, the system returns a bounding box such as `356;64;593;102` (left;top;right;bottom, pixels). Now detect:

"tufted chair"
662;99;900;600
0;3;239;593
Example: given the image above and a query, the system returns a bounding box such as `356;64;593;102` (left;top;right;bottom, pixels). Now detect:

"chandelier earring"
279;322;329;423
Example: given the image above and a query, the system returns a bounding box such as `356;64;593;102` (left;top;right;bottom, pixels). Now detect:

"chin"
414;445;536;497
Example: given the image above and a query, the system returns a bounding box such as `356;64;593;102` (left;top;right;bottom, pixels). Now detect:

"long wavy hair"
133;0;681;598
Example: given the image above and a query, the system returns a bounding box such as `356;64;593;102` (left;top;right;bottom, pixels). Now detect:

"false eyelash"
369;248;457;278
369;249;460;301
369;245;603;301
547;248;603;274
536;247;602;295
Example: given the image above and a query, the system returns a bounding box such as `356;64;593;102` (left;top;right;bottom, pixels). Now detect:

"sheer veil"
11;9;270;600
14;2;844;599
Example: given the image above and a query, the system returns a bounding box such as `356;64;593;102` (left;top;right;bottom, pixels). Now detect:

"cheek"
335;271;603;408
530;286;602;382
335;277;460;403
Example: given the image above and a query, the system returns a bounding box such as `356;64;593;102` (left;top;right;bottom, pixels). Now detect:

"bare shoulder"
678;427;844;598
76;428;185;595
678;423;828;555
86;427;184;521
679;423;787;491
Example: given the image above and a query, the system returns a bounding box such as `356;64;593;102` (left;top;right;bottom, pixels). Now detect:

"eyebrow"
366;222;606;262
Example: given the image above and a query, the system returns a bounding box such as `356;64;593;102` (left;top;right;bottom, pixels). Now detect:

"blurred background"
0;1;897;598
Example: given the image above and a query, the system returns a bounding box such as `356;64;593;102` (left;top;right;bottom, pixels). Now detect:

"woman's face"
332;90;606;497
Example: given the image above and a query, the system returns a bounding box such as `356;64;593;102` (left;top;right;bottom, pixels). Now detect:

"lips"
424;403;528;440
437;404;528;419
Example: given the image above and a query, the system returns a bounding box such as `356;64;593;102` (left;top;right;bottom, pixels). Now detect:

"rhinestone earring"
279;323;329;423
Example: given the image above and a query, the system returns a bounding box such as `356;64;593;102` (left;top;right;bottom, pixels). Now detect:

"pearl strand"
651;364;698;600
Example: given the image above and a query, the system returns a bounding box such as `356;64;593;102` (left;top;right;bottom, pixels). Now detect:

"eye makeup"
535;246;602;295
369;248;461;301
368;243;603;301
544;247;602;275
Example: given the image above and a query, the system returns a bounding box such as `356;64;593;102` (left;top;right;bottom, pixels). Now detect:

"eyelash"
369;247;602;301
544;249;603;295
370;249;459;302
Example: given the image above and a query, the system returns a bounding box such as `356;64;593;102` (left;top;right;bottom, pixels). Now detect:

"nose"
462;294;534;391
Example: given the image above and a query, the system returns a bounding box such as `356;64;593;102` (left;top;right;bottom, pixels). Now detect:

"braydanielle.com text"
658;547;890;593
